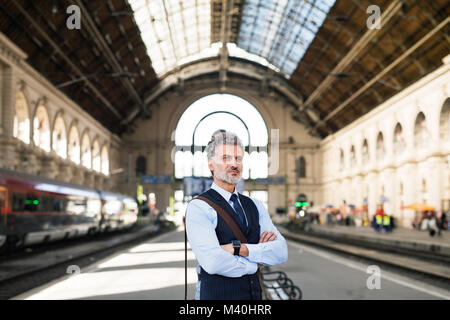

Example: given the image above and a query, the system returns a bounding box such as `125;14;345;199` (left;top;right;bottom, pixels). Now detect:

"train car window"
48;197;65;212
67;199;87;215
0;190;5;213
41;196;53;212
12;193;25;211
86;199;101;217
104;200;122;215
0;191;4;208
61;198;69;212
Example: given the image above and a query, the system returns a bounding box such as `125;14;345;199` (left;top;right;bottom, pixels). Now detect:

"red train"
0;168;138;251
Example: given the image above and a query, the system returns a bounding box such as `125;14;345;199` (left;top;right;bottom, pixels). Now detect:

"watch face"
232;240;240;247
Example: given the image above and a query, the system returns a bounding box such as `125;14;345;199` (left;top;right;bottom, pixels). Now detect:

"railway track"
0;222;174;299
279;225;450;291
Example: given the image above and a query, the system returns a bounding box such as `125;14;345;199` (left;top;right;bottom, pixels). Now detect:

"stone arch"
100;144;109;175
80;131;91;169
136;155;147;177
413;111;430;148
439;97;450;144
52;111;67;159
13;90;31;144
165;88;277;145
376;131;385;160
32;103;51;152
91;139;101;172
172;93;271;179
393;122;406;155
349;145;356;167
67;122;81;164
362;138;369;165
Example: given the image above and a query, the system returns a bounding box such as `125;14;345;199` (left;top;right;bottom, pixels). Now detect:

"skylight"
129;0;211;76
129;0;335;78
237;0;336;77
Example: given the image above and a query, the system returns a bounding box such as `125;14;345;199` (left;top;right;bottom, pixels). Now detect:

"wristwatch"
232;240;241;255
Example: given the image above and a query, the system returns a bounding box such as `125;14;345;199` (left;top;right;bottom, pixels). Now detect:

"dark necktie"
230;194;247;231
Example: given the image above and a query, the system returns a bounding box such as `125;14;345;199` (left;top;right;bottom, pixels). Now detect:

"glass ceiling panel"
129;0;212;76
130;0;332;78
237;0;335;77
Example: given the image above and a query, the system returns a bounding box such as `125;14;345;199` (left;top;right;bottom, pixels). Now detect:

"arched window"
136;156;147;177
376;132;385;160
52;116;67;159
439;98;450;143
362;139;369;165
349;145;356;167
393;123;406;155
414;112;429;148
339;149;344;171
81;134;91;169
92;140;101;172
101;146;109;175
174;94;268;179
68;126;80;164
296;156;306;178
33;104;51;152
13;91;30;144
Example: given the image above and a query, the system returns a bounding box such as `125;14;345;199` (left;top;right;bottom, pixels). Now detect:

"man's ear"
208;160;214;173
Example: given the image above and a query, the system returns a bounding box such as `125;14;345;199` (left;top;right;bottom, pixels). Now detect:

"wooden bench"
260;266;302;300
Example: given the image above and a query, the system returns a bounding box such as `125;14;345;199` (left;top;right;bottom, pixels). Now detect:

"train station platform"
279;223;450;258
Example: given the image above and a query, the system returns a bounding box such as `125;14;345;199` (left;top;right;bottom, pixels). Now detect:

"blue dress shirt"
186;182;288;299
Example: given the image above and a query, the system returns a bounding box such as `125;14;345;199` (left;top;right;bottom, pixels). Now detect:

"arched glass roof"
129;0;335;78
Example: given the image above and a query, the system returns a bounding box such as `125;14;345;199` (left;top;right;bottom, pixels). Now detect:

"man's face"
209;144;243;185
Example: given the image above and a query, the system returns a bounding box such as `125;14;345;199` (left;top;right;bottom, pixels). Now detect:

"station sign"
141;175;171;184
252;176;285;185
184;177;214;197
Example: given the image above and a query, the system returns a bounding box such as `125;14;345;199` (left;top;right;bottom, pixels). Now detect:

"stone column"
84;170;95;188
39;152;58;180
1;64;16;138
0;64;18;169
427;157;443;211
94;173;104;190
57;160;74;183
72;166;85;186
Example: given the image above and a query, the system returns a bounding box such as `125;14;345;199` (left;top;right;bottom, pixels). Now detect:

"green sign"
295;202;308;207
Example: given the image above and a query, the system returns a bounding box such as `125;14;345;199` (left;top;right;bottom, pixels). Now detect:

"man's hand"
220;243;249;257
220;231;276;257
220;243;234;255
259;231;277;243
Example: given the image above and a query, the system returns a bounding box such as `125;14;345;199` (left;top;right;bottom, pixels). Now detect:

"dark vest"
197;188;261;300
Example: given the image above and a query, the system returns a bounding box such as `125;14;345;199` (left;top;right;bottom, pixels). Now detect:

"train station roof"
0;0;449;137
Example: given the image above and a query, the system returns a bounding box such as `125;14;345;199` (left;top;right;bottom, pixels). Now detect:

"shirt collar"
211;182;238;202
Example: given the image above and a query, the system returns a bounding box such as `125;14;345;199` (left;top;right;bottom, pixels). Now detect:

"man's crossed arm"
220;231;277;257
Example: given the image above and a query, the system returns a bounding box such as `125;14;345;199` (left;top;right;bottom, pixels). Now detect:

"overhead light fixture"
52;0;58;14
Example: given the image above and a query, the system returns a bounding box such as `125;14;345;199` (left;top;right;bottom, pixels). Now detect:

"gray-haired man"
186;130;287;300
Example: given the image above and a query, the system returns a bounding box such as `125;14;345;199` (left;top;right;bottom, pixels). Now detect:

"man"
186;130;288;300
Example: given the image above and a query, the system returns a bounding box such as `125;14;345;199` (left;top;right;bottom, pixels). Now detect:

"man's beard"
214;166;241;185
